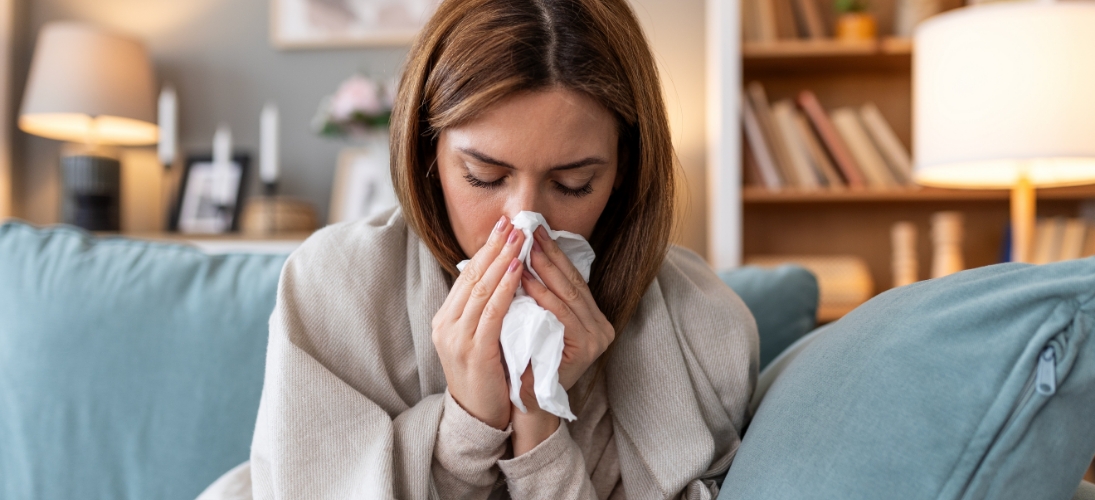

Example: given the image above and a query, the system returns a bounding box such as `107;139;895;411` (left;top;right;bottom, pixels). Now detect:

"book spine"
796;91;866;188
742;0;761;42
756;0;779;42
773;0;800;39
747;82;800;186
743;137;764;187
793;0;826;39
859;102;913;185
831;107;898;188
1059;218;1087;261
741;94;784;189
794;112;845;188
773;100;821;188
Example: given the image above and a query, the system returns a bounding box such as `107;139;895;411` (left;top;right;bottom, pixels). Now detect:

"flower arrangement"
313;74;397;138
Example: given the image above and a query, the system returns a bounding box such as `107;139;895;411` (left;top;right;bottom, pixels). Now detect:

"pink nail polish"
508;228;520;244
495;216;506;232
508;258;521;273
532;239;542;253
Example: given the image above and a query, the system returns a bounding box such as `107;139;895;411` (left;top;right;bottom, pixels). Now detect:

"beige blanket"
203;208;757;499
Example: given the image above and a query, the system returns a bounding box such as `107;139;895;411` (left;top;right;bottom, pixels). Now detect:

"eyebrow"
458;147;607;171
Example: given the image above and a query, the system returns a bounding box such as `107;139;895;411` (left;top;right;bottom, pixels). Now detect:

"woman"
201;0;757;498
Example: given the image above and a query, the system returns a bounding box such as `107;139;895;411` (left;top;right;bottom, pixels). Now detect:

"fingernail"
494;215;506;233
507;228;520;245
508;258;521;273
523;269;534;280
535;226;547;240
532;239;542;253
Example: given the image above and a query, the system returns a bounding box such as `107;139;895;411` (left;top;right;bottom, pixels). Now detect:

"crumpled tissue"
457;211;595;421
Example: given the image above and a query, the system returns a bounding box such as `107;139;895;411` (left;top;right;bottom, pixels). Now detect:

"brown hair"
390;0;675;336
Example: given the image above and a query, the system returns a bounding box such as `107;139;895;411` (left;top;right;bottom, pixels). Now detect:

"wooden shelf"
742;186;1095;204
743;37;912;73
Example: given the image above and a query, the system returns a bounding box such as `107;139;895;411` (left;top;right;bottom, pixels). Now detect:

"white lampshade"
913;1;1095;188
19;22;158;146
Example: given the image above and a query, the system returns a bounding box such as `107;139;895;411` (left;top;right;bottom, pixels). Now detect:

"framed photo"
270;0;441;49
328;145;398;224
171;154;250;234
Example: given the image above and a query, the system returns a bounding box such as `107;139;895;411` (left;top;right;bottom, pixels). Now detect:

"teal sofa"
2;221;1093;500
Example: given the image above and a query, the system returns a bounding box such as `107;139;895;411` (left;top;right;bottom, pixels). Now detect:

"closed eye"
554;180;593;197
463;172;505;189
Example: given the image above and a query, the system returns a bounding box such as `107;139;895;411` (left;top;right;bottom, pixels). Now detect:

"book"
1032;217;1066;265
772;100;821;189
859;102;913;185
796;91;866;189
742;93;783;189
831;107;899;188
773;0;800;39
1059;218;1087;261
742;0;760;42
792;0;827;39
743;137;764;187
755;0;779;42
746;82;799;186
793;112;844;188
1083;222;1095;258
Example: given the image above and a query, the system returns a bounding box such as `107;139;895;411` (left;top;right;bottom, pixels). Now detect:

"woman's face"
436;88;620;258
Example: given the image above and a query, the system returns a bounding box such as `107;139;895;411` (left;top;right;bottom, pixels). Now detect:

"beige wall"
630;0;709;258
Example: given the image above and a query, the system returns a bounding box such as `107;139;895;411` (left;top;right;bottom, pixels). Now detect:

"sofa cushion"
718;265;818;370
720;259;1095;500
0;222;286;500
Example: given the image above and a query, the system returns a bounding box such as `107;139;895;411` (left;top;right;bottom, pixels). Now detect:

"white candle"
212;125;233;204
157;86;177;166
260;102;279;184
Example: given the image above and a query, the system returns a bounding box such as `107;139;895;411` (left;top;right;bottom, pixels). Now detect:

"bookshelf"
734;0;1095;309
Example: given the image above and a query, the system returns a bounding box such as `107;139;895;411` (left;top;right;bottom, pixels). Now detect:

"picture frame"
170;153;250;234
328;145;398;224
270;0;441;49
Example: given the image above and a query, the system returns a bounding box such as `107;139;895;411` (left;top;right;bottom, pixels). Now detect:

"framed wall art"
171;154;250;234
327;143;398;224
270;0;441;49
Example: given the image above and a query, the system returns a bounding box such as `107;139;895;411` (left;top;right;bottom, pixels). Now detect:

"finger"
528;228;599;328
520;268;586;333
475;256;524;347
459;228;524;324
442;215;510;318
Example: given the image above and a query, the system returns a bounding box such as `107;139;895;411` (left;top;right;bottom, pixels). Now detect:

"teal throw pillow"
0;222;286;500
719;265;818;370
720;259;1095;499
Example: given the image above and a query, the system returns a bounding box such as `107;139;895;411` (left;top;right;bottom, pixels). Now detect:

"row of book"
742;82;913;190
742;0;831;42
1030;217;1095;265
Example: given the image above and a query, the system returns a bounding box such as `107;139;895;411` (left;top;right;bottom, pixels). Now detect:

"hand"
521;226;616;392
432;215;525;429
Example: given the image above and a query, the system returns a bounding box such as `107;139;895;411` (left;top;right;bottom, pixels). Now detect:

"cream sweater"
200;209;758;500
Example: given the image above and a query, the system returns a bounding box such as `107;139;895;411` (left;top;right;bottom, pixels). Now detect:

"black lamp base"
62;154;120;231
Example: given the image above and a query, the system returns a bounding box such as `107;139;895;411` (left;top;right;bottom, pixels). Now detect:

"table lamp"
913;1;1095;263
19;22;158;231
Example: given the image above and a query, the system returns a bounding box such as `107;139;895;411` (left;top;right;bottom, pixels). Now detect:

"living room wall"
11;0;709;257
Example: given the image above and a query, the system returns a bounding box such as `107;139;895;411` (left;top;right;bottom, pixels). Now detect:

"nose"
504;176;545;218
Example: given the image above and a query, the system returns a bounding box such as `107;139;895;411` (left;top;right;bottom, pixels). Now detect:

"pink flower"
329;75;383;120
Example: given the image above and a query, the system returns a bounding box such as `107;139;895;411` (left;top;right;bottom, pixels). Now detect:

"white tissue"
456;211;595;421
